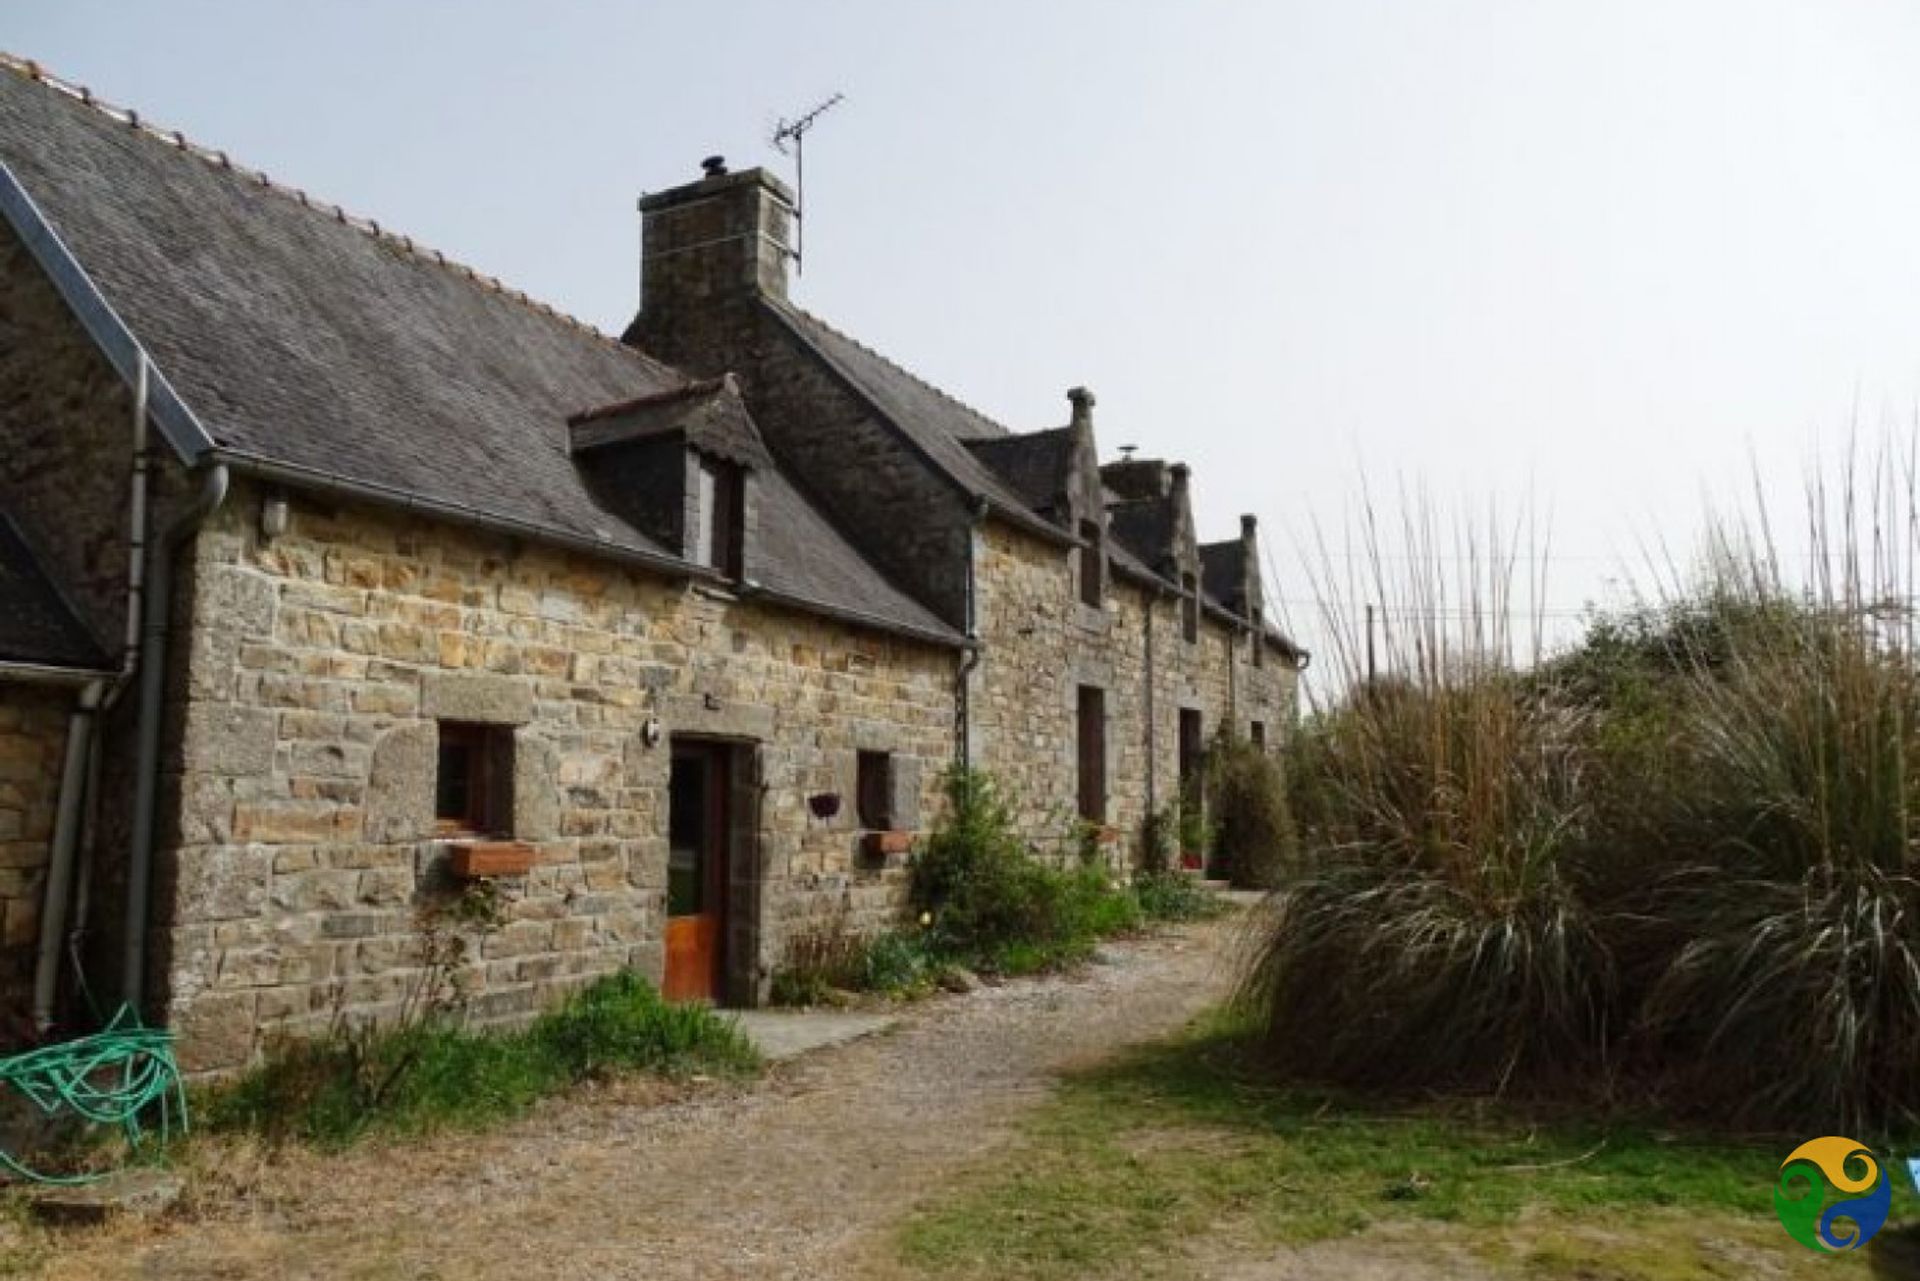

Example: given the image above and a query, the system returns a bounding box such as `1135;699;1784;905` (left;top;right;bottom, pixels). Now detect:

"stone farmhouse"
0;58;1301;1072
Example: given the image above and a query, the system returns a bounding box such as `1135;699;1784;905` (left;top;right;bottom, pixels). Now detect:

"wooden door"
665;744;729;1003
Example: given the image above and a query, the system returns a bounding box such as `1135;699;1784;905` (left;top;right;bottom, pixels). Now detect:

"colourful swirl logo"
1774;1136;1891;1252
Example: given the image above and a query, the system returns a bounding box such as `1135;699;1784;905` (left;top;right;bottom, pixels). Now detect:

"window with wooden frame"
691;456;744;579
1181;572;1199;643
1250;720;1267;751
1076;686;1107;823
856;750;894;830
1077;519;1103;609
435;722;515;837
1179;708;1204;786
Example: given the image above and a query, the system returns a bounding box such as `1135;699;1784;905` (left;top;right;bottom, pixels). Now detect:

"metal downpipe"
30;680;104;1033
122;462;228;1013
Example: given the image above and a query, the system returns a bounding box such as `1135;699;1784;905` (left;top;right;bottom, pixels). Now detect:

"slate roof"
0;514;107;671
1109;497;1178;578
569;376;773;471
964;428;1075;523
0;62;956;646
1199;540;1248;613
765;302;1068;543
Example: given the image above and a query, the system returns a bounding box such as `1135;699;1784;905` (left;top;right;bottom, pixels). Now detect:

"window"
1181;572;1199;643
1077;519;1103;609
1250;721;1267;751
436;722;514;836
1076;686;1107;823
1179;708;1204;786
857;750;894;829
1251;607;1265;668
691;456;744;578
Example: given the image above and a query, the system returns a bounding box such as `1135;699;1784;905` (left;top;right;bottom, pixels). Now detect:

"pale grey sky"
14;2;1920;673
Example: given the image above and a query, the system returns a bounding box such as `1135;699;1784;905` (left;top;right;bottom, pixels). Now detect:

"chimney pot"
1241;513;1258;536
1169;462;1190;489
701;155;728;178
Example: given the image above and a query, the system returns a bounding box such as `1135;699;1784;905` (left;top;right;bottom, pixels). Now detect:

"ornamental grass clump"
1632;452;1920;1131
1244;496;1614;1093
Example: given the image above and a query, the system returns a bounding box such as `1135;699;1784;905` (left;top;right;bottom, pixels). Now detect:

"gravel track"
32;918;1245;1281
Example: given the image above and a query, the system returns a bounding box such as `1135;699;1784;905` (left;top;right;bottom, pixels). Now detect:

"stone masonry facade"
159;481;952;1072
971;521;1294;859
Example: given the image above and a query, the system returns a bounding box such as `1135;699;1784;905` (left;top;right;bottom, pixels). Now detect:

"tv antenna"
772;92;844;274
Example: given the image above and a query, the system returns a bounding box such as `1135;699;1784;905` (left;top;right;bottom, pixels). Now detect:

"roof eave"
0;658;111;685
0;160;215;465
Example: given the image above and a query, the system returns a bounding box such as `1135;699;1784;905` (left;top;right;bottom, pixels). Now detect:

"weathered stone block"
422;673;533;724
173;844;272;923
178;705;277;777
364;722;435;844
172;991;257;1073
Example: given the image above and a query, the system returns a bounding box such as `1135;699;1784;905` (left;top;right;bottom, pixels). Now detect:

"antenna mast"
772;92;844;275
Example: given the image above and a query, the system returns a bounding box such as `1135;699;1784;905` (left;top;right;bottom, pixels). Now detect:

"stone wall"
0;222;131;654
158;480;955;1072
0;684;70;1039
971;520;1297;863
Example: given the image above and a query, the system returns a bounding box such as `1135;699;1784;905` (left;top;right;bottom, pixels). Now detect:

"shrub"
1133;869;1228;922
768;916;867;1006
531;970;757;1079
206;971;756;1147
1138;806;1177;876
910;767;1145;973
910;768;1056;952
1207;734;1296;889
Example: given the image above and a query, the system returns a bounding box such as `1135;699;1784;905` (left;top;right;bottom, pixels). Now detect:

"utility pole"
1365;603;1377;687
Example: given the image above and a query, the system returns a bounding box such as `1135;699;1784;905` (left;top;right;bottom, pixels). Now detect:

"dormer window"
692;456;744;578
1078;519;1104;608
1182;572;1199;643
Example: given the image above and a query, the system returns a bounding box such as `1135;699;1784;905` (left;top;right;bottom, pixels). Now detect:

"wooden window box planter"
861;830;915;860
446;840;537;880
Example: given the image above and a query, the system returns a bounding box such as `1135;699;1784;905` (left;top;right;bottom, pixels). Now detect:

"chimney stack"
1067;386;1096;432
638;160;793;307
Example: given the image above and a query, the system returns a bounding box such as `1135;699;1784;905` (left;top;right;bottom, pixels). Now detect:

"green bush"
1207;734;1296;889
1133;869;1228;922
1138;806;1177;876
531;970;757;1079
206;970;757;1147
910;767;1144;975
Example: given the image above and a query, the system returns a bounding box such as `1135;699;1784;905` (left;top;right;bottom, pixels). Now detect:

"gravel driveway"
31;918;1246;1280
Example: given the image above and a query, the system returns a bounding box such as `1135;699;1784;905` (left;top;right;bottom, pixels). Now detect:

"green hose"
0;1004;188;1185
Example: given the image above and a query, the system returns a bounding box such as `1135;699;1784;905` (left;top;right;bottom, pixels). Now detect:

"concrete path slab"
728;1010;899;1062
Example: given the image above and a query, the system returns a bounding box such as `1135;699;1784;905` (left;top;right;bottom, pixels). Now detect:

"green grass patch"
895;1017;1898;1280
202;970;757;1148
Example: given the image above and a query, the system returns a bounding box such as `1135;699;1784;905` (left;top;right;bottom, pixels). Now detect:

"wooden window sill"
445;839;537;879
